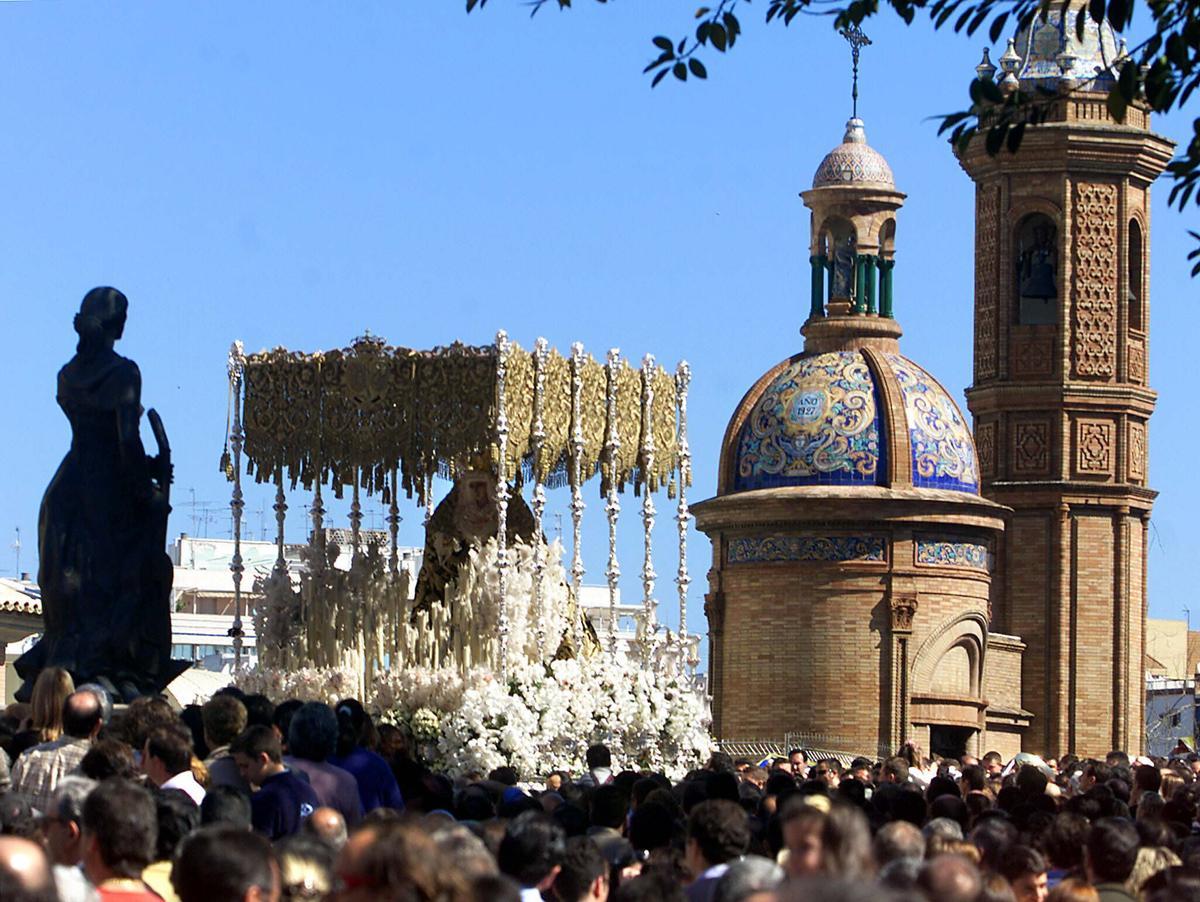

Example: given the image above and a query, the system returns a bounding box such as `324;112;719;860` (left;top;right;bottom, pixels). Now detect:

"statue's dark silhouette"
15;287;187;702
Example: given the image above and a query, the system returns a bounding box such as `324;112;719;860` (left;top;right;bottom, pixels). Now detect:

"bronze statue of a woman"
15;288;187;702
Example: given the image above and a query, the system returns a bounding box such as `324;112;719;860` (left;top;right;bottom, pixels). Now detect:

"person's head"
1106;750;1131;768
1042;812;1089;871
779;799;872;881
0;836;55;902
242;694;275;729
74;683;113;726
272;699;304;753
200;785;253;829
202;694;248;751
276;834;335;902
62;689;102;740
590;784;628;830
430;824;497;882
586;744;612;771
960;764;987;793
74;287;128;353
969;814;1018;872
628;800;676;854
916;853;983;902
303;807;348;851
1128;846;1183;898
155;789;201;863
333;699;373;758
1016;765;1049;799
173;826;279;902
998;844;1048;902
1044;877;1099;902
29;667;73;742
287;702;338;763
43;775;96;867
789;749;808;774
1135;764;1163;797
0;794;36;839
79;737;137;781
81;778;157;882
882;756;910;784
551;836;608;902
498;811;567;891
336;822;466;901
1084;817;1139;884
230;725;285;787
143;723;194;786
982;751;1004;775
873;820;925;867
687;798;750;875
712;855;785;902
814;759;841;788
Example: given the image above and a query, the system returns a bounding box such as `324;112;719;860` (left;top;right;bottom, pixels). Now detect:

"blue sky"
2;2;1196;645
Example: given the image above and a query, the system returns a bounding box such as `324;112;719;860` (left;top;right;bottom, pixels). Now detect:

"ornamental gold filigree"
233;336;688;506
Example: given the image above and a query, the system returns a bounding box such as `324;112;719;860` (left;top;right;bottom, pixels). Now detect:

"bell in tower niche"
1016;216;1058;325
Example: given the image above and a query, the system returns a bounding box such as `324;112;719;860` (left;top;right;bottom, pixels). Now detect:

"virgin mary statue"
15;288;187;702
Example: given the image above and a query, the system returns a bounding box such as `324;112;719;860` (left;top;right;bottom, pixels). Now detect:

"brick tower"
960;8;1173;756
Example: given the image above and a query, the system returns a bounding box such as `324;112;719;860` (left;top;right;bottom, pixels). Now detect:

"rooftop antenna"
840;23;872;119
11;527;20;578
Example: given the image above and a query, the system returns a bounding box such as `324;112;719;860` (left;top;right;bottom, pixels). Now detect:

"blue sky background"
1;2;1196;651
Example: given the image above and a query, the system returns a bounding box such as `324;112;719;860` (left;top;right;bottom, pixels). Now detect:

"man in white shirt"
143;725;206;806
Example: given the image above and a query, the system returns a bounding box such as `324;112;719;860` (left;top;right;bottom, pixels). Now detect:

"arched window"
1128;219;1144;331
1014;214;1058;325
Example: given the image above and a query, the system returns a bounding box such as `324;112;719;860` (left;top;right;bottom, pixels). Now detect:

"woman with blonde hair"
29;667;73;743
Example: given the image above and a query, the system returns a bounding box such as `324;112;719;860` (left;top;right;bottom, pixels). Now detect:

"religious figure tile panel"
915;540;990;571
728;535;887;564
885;355;980;494
733;351;884;491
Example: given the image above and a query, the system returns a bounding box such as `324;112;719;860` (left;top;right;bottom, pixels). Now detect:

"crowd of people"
1;667;1199;901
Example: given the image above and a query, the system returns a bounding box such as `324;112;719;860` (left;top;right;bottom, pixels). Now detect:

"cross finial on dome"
839;24;872;119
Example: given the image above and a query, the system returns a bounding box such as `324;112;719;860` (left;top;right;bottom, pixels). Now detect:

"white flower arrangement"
234;656;712;780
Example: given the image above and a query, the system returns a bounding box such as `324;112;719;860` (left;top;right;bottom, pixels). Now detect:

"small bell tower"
960;5;1174;756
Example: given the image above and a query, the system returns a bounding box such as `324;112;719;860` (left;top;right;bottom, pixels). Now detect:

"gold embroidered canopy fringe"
225;333;685;506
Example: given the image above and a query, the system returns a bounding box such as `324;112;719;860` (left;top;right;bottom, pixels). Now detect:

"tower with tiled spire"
960;5;1174;756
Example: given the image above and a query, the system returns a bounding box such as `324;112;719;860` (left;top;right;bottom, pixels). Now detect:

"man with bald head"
303;807;348;851
0;835;56;902
12;689;102;813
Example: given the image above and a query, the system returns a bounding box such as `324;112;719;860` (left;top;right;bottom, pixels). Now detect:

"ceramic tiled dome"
812;118;895;189
730;349;979;494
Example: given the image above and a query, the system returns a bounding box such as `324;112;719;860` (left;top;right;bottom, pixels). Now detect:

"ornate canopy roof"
229;335;687;506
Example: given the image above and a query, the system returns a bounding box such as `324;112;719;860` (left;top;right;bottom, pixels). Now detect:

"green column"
880;259;895;318
854;255;867;314
865;256;878;315
809;254;826;319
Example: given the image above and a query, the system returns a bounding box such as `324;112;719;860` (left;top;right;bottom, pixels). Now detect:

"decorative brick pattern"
977;421;997;478
1012;420;1051;475
1012;334;1055;377
1128;335;1146;384
915;540;990;571
727;535;886;564
975;184;1000;380
1072;182;1119;379
1075;419;1114;476
1128;421;1146;482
